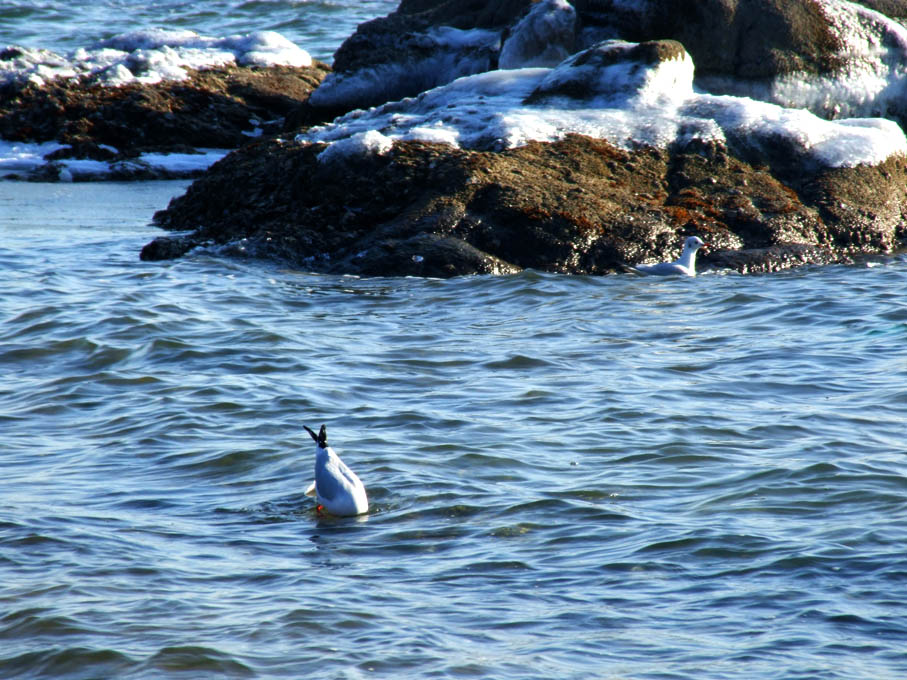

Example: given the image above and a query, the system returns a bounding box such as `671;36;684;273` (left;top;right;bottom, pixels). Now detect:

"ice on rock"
309;27;500;111
0;46;77;86
499;0;577;69
0;28;311;87
698;0;907;123
0;137;231;180
300;38;906;169
424;27;501;51
529;40;694;105
317;130;394;164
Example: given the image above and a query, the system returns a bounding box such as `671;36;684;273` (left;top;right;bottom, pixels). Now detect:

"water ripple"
2;183;907;678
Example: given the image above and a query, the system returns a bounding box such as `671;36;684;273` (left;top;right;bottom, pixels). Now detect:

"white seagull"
303;424;369;516
631;236;709;277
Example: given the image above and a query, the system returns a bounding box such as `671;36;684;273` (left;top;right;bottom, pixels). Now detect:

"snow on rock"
681;0;907;124
316;130;394;165
0;29;311;87
301;39;906;169
527;40;694;105
0;138;230;181
308;26;499;111
499;0;577;69
773;0;907;119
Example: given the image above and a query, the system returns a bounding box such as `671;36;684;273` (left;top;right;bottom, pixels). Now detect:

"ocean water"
2;180;907;680
2;2;907;679
0;0;397;63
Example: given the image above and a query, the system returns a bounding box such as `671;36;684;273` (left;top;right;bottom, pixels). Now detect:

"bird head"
685;236;708;252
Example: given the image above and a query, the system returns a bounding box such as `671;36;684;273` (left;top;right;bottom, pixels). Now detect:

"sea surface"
2;3;907;680
0;0;397;63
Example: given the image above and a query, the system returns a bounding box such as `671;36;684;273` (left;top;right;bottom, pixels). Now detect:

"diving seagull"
304;424;369;516
630;236;709;277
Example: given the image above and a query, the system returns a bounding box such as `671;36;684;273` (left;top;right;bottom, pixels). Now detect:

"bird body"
304;424;368;516
632;236;708;277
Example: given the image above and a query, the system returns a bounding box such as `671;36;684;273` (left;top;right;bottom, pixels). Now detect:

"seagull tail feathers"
619;263;644;275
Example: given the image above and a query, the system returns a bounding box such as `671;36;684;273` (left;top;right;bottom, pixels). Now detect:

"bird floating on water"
304;424;369;516
629;236;709;277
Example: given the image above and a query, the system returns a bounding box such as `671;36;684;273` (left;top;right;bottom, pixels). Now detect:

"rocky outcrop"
0;61;330;178
142;132;907;276
311;0;907;127
140;0;907;276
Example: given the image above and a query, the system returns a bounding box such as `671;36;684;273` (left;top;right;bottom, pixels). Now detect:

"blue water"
2;2;907;679
2;180;906;679
0;0;398;62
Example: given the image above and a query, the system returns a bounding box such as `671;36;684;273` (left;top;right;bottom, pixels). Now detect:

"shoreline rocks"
142;132;907;276
142;15;907;277
1;63;329;153
310;0;907;125
6;1;907;275
0;35;330;180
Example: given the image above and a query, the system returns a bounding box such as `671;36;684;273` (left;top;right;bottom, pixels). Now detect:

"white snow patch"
0;28;311;87
499;0;577;69
683;94;905;167
316;130;394;164
0;139;229;180
299;39;906;168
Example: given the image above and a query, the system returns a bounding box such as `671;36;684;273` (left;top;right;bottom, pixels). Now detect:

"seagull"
303;424;369;516
630;236;709;277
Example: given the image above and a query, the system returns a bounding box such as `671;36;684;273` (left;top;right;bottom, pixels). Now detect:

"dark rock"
0;62;330;158
140;236;198;261
310;0;907;125
143;134;907;276
617;0;846;80
704;243;842;274
136;2;907;277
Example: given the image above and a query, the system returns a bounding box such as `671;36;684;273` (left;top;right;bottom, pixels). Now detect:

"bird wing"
316;452;364;502
634;262;691;276
315;459;343;502
305;480;317;497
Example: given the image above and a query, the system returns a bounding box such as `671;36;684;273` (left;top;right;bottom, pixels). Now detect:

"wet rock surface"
143;11;907;278
0;60;330;176
143;134;907;276
7;0;906;276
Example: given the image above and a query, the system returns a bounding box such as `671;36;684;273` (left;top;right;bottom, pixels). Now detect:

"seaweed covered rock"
0;30;330;179
0;63;329;155
142;132;907;276
142;3;907;276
